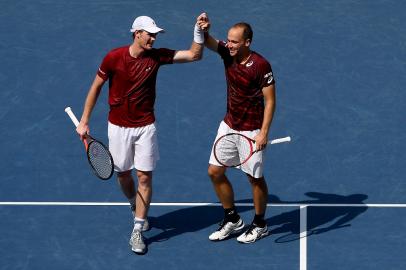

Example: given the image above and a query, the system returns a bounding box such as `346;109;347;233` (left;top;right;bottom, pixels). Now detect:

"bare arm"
199;12;219;52
172;12;209;63
254;84;276;151
173;41;203;63
76;74;105;140
204;33;220;52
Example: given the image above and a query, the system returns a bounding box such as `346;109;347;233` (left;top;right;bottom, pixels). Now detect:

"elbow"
195;53;203;61
191;51;203;62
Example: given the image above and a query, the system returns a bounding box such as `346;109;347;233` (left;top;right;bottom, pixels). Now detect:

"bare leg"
117;170;136;216
246;174;268;215
134;170;152;219
117;170;152;219
208;165;234;209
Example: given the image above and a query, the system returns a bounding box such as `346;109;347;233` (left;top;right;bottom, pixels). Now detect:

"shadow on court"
267;192;369;243
146;205;252;244
146;192;368;244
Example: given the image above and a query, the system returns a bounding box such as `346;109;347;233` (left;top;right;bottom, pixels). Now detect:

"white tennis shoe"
130;230;146;254
237;224;269;243
141;218;150;232
209;218;245;241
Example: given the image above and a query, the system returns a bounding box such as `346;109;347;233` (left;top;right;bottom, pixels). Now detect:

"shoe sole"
132;247;147;255
237;230;270;244
209;222;245;241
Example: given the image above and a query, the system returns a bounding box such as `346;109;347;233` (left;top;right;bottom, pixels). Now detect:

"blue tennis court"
1;0;405;269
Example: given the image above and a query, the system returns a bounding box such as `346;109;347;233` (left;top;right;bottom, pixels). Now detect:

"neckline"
128;45;146;59
239;52;252;65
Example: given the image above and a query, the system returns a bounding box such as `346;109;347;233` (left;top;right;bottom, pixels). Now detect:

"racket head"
213;133;254;167
86;139;114;180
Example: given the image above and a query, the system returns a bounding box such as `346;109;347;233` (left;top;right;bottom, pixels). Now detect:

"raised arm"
173;13;209;63
198;13;219;52
204;32;220;52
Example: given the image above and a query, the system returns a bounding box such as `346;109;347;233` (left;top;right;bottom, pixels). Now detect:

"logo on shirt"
98;68;106;75
145;66;152;72
264;71;274;84
246;60;254;67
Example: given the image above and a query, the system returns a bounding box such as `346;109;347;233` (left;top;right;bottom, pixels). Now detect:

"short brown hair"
232;22;253;41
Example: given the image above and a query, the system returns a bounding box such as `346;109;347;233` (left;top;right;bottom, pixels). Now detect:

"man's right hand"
76;122;90;141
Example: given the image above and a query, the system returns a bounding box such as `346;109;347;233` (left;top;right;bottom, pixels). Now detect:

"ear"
134;30;143;39
245;39;251;47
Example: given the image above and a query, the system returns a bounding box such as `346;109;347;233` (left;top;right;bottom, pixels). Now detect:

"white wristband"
194;24;204;44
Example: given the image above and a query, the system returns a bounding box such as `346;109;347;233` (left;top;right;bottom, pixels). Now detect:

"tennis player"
76;13;209;254
203;17;276;243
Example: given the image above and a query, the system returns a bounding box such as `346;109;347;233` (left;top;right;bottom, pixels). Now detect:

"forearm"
80;76;104;125
81;90;99;124
204;32;219;52
187;23;204;61
259;84;276;137
260;100;275;137
189;41;203;61
173;20;206;63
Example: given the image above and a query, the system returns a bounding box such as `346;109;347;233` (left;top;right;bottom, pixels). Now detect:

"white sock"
133;217;145;231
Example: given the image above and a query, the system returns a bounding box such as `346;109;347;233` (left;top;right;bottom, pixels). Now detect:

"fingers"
76;124;89;141
197;12;208;21
254;135;268;151
197;12;210;31
255;142;267;152
199;22;210;32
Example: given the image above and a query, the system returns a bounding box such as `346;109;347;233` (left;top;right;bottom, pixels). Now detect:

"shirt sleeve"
217;41;230;60
97;52;112;81
157;48;176;65
258;61;275;88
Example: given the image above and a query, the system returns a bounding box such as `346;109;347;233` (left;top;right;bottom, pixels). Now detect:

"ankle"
224;207;240;223
253;214;266;227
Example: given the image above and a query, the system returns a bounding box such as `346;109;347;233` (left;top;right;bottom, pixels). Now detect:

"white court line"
1;201;405;270
0;202;406;207
300;206;307;270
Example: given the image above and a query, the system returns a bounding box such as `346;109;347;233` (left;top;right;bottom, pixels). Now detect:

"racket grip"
269;136;291;144
64;107;80;127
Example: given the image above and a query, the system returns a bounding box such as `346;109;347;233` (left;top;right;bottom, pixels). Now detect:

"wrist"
194;24;204;44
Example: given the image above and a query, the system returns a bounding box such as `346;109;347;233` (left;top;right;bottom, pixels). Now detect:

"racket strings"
87;141;113;179
215;134;252;167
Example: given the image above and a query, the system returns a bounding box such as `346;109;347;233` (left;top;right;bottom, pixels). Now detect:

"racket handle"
269;136;291;144
64;106;80;127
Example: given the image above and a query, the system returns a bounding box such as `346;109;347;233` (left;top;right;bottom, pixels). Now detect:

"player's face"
226;27;250;57
136;30;157;50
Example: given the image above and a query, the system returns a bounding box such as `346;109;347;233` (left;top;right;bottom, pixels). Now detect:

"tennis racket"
213;133;291;167
64;107;114;180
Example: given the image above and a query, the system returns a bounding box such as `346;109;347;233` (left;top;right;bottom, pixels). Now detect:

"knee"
117;170;132;181
136;171;152;188
248;175;266;186
208;165;225;182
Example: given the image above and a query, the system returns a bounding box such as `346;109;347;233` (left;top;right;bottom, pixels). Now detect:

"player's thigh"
208;121;234;166
240;129;265;178
108;122;135;172
134;123;159;172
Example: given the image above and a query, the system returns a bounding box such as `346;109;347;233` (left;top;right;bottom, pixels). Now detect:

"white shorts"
209;121;265;178
108;122;159;172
